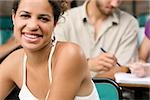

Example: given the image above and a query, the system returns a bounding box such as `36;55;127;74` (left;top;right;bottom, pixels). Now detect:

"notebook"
114;72;150;85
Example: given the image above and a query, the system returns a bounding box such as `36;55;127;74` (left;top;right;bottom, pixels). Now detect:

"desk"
118;83;150;100
119;83;150;88
115;72;150;88
115;72;150;100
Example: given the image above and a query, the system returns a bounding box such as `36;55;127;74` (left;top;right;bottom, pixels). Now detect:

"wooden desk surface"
119;83;150;88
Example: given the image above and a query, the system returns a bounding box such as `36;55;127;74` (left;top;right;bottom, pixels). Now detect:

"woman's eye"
39;17;50;22
20;14;30;19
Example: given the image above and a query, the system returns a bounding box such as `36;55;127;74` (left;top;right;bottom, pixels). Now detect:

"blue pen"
100;48;121;67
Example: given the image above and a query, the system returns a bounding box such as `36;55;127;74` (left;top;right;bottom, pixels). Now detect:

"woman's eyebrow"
39;14;53;18
19;11;31;14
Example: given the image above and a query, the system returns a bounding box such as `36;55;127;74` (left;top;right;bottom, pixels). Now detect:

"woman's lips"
22;33;43;43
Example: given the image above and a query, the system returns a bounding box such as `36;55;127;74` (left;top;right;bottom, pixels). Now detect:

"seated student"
129;19;150;77
0;0;99;100
54;0;138;78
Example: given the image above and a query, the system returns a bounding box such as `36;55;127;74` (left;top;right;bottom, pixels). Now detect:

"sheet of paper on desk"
114;72;150;85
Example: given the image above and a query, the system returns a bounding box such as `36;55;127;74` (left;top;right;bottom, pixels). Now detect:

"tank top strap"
22;54;27;85
22;40;57;85
48;40;57;83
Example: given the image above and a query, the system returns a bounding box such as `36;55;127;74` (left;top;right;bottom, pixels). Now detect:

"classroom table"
119;83;150;88
118;83;150;100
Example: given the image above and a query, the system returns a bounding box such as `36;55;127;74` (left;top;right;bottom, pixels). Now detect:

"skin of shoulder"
0;48;24;98
49;41;90;100
54;41;88;76
1;48;24;74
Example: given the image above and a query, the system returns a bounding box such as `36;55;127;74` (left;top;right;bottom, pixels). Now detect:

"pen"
100;48;121;67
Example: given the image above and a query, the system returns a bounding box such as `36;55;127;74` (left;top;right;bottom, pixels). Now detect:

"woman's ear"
12;9;15;26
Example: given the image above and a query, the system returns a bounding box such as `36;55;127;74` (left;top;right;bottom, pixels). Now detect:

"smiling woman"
12;0;55;51
0;0;99;100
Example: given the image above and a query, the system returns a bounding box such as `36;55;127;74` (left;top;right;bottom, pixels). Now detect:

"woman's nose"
27;18;39;31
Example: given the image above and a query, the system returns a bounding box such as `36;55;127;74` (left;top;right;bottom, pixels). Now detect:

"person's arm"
87;52;117;72
48;43;87;100
0;53;17;99
0;36;20;63
96;65;129;79
139;36;150;62
88;52;129;79
96;17;138;79
128;36;150;77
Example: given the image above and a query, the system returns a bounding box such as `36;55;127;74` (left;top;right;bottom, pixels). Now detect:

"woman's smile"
22;32;43;43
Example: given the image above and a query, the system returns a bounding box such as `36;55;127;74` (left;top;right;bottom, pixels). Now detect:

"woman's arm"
0;60;16;99
139;36;150;62
48;43;88;100
0;49;23;99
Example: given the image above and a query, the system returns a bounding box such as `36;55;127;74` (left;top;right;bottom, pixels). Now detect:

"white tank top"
19;41;100;100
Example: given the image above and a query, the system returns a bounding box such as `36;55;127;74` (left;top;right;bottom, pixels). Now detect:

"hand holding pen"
100;48;121;67
87;48;120;72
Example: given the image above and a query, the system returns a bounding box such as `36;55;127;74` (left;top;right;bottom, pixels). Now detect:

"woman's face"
12;0;54;51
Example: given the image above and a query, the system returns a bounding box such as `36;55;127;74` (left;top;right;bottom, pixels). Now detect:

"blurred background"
0;0;150;44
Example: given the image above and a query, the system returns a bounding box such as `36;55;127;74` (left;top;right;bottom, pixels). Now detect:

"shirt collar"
81;0;89;23
111;9;120;25
81;1;120;25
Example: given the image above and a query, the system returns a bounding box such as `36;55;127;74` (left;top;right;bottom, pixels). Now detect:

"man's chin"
105;8;116;15
102;11;112;16
98;8;113;16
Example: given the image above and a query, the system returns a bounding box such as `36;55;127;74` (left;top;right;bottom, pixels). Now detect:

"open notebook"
115;72;150;85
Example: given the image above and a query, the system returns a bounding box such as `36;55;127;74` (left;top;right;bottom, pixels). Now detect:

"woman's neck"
25;42;53;68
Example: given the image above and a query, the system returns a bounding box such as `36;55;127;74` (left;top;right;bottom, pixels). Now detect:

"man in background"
55;0;139;78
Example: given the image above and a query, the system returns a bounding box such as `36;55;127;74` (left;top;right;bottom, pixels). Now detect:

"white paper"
114;72;150;85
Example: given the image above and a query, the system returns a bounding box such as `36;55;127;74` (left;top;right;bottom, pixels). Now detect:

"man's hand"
88;52;117;72
129;63;150;77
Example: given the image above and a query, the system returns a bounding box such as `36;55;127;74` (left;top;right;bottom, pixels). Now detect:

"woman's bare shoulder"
2;48;24;62
54;41;88;76
0;48;24;72
56;41;85;58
